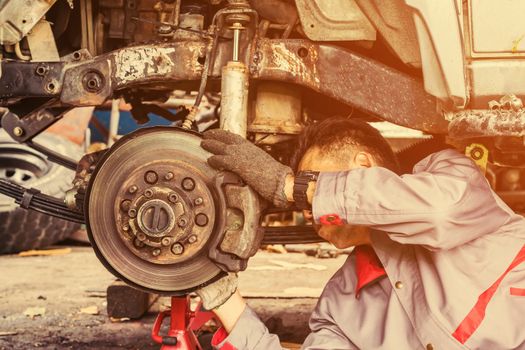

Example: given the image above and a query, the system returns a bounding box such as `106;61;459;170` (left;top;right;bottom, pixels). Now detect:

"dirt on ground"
0;244;347;349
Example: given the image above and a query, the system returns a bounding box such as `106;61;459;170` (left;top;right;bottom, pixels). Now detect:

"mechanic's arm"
211;291;283;349
211;291;355;350
289;150;513;249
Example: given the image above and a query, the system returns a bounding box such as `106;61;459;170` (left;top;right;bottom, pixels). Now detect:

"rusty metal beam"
2;38;449;134
448;107;525;138
60;42;207;106
251;39;448;134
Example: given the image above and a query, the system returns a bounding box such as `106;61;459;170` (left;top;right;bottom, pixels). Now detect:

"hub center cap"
137;199;175;237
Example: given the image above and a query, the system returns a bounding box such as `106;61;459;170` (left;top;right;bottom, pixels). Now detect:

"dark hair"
290;118;400;173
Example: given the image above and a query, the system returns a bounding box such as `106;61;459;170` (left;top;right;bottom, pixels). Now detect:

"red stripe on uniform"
211;327;237;349
452;244;525;344
510;287;525;296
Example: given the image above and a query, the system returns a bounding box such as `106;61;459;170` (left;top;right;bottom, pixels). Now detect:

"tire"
0;131;82;254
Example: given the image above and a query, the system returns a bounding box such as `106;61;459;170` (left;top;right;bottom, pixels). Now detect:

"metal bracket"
1;106;71;143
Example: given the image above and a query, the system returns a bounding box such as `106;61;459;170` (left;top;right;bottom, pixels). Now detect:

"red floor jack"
151;295;215;350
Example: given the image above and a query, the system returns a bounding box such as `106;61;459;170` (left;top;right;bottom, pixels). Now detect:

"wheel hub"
114;161;215;265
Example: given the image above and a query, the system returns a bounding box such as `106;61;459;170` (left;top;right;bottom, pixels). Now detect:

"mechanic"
198;118;525;349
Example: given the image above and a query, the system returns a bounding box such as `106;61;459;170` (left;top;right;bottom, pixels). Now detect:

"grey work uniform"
213;149;525;350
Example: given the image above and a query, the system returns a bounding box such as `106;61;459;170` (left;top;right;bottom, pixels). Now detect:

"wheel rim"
0;143;50;185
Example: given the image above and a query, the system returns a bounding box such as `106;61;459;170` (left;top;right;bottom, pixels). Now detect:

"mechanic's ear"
303;210;313;222
354;151;374;168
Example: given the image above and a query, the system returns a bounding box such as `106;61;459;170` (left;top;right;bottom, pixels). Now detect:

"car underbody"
1;0;524;294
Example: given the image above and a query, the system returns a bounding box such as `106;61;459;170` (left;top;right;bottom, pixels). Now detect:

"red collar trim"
354;245;387;298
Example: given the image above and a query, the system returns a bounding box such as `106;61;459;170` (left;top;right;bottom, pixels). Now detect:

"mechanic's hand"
196;273;238;311
201;129;293;208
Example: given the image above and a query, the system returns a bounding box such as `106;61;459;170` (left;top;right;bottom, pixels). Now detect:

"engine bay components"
85;127;263;294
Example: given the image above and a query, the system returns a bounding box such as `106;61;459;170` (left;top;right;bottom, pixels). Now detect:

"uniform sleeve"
302;324;357;349
213;306;282;350
213;305;354;350
312;149;512;250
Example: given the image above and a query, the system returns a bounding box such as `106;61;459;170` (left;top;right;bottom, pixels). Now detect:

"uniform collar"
354;244;387;297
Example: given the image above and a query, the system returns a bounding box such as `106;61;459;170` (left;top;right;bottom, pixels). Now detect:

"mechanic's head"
291;117;399;248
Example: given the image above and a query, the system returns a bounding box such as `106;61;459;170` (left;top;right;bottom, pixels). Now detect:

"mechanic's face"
298;146;374;248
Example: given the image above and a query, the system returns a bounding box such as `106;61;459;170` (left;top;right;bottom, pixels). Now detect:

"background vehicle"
1;0;524;294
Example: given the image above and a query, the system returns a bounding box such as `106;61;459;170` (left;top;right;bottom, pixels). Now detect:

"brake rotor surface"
85;127;222;294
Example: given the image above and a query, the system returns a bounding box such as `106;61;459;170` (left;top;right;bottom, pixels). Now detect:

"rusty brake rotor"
85;127;260;294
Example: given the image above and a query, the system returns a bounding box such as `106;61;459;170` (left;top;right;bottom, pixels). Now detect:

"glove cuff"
197;274;238;310
272;166;293;208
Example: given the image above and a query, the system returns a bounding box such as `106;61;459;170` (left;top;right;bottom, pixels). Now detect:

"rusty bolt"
470;147;484;160
194;197;203;206
13;127;24;137
171;243;184;255
152;248;161;257
35;65;49;76
178;217;188;228
164;172;174;181
158;25;173;35
128;208;137;218
182;177;195;191
122;224;130;232
134;238;145;248
128;185;138;194
297;47;309;58
195;213;209;227
83;70;104;93
168;193;178;203
120;200;131;211
144;189;154;198
161;237;171;247
137;232;146;241
145;171;158;184
188;235;197;244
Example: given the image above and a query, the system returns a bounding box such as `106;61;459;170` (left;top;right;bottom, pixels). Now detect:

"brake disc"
85;127;261;294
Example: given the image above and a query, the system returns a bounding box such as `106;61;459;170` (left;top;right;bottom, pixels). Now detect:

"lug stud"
194;197;203;205
178;217;188;228
128;185;138;194
195;213;209;227
152;248;161;257
145;171;158;184
168;193;178;203
161;237;171;246
165;172;174;180
120;200;131;211
188;235;197;244
171;243;184;255
182;177;195;191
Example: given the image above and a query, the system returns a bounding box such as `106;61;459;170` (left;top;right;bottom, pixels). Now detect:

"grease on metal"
115;47;176;83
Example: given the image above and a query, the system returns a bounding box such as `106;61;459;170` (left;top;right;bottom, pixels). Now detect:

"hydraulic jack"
151;295;214;350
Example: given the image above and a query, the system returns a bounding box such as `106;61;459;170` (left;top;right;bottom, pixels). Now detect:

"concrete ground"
0;243;347;349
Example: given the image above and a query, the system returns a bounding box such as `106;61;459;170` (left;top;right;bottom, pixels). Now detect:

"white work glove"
196;273;238;310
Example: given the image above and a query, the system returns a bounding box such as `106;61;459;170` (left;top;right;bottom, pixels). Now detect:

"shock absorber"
220;9;251;137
